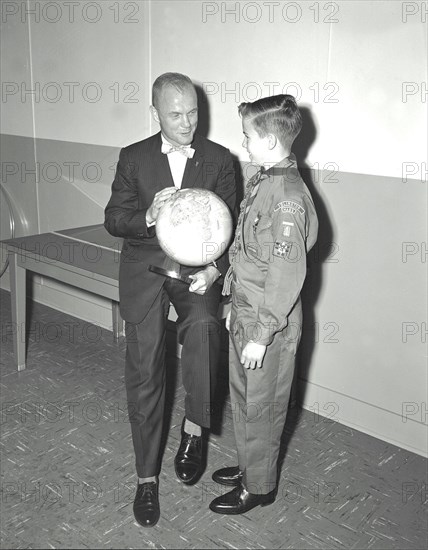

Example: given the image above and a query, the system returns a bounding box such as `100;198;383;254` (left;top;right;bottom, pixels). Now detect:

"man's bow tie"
161;143;195;158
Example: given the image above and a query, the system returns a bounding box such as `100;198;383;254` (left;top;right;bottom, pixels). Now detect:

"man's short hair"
238;95;302;148
152;72;195;108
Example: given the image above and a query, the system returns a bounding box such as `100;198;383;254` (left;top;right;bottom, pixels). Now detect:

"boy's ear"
267;133;277;150
150;105;160;123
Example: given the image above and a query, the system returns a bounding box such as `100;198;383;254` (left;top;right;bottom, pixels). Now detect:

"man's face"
151;85;198;146
242;117;270;166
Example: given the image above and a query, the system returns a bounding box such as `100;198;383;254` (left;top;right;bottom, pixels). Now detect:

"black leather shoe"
212;466;243;486
174;418;203;484
133;482;160;527
209;483;276;515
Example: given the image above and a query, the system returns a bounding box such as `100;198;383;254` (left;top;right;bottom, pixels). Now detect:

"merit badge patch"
282;221;294;237
274;201;305;215
273;241;292;259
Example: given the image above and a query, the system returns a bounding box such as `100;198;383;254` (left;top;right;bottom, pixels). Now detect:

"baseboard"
299;379;427;458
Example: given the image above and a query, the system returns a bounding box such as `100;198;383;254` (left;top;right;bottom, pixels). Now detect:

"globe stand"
149;256;192;285
148;264;192;285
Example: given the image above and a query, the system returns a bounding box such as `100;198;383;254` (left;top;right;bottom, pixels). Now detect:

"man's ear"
267;133;277;150
150;105;160;124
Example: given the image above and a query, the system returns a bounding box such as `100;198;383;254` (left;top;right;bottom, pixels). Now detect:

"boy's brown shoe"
209;483;276;515
212;466;243;486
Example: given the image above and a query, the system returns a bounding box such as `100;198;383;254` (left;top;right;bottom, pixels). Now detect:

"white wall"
150;0;427;179
1;0;426;455
1;0;150;328
1;0;151;146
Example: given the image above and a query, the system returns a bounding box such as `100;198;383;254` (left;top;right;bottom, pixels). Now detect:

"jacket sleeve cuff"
245;322;275;346
132;210;156;238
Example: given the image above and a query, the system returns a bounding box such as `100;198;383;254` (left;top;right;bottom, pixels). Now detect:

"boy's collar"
262;153;296;174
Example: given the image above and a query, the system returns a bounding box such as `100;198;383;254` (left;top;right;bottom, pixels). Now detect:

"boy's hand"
240;342;267;369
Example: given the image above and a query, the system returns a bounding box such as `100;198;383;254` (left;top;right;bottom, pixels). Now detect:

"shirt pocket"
255;214;273;240
246;214;273;261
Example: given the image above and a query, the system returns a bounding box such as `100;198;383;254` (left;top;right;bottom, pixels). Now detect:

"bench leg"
9;252;26;371
112;301;124;341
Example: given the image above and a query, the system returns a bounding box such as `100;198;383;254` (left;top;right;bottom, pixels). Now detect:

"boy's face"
242;117;270;165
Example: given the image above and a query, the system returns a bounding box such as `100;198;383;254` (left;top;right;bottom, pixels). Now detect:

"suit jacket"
104;132;237;323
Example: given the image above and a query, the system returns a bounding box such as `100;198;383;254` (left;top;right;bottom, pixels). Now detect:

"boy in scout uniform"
210;95;318;515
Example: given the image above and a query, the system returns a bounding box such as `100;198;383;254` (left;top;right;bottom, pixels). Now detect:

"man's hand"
188;266;220;295
240;341;267;369
146;187;177;224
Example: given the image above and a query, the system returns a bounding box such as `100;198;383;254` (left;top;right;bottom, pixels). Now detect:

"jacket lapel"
181;134;204;189
150;133;175;189
158;152;175;188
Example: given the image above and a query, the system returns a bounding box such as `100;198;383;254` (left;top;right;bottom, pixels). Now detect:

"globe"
156;188;233;266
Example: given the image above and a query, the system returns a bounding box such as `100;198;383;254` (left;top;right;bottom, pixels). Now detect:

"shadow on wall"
276;106;335;476
194;94;334;436
194;94;335;411
294;105;335;403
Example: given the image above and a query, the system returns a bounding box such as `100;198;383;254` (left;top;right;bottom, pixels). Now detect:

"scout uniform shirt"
224;153;318;346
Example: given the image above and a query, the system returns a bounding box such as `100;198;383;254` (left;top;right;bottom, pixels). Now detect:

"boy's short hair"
238;94;302;148
152;72;195;108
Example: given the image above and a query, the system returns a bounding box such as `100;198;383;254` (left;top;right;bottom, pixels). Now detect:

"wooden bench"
1;224;230;371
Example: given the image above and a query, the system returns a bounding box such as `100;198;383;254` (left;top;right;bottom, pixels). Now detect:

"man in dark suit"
104;73;236;527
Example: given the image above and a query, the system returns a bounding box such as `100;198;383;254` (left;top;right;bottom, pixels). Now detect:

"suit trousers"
124;277;222;478
228;281;300;494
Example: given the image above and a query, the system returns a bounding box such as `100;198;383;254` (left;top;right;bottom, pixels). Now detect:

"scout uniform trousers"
228;279;302;494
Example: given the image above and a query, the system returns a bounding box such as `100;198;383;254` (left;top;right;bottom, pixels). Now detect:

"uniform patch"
252;214;260;235
282;221;294;237
273;241;292;259
274;200;305;215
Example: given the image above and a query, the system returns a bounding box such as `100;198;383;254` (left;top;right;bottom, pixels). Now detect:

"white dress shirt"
146;135;192;228
161;134;190;189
